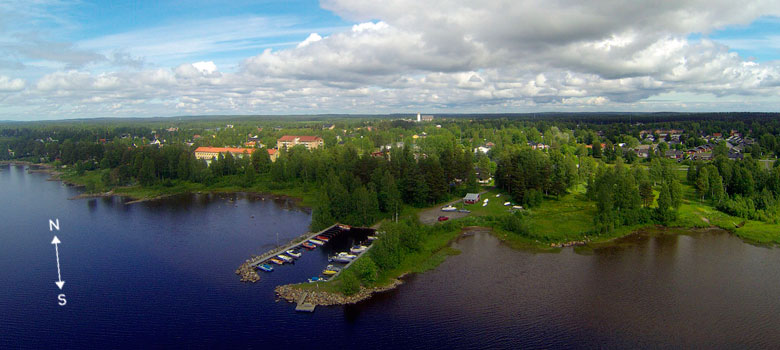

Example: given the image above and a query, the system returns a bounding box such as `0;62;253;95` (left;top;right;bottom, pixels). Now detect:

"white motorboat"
441;205;457;212
277;254;293;262
350;245;368;254
308;238;324;245
286;249;302;258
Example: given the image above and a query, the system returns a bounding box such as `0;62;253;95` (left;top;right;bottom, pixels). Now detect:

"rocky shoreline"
275;278;404;306
235;259;261;283
549;239;589;248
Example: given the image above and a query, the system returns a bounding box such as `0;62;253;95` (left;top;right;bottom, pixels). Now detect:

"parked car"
438;216;449;221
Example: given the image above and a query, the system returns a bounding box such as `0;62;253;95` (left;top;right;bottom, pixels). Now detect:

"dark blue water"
3;164;780;349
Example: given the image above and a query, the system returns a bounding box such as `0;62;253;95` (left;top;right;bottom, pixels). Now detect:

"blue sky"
0;0;779;120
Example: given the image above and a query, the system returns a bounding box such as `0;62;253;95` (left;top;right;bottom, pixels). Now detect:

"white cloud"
0;75;25;92
2;1;780;119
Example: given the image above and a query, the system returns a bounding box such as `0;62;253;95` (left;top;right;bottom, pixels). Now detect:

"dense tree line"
494;148;577;207
587;160;682;233
688;156;780;222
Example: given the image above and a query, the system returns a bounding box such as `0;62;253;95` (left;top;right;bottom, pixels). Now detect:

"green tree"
696;167;709;201
242;163;256;188
339;270;361;296
138;157;156;186
639;181;654;207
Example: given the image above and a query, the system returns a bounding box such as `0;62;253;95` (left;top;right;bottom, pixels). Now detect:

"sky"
0;0;779;120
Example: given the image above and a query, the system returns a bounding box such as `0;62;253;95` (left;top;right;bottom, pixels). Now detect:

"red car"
437;216;449;222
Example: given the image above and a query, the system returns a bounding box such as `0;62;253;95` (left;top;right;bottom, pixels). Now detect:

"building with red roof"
276;135;324;150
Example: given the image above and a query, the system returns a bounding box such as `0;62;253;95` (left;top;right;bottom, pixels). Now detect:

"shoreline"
3;161;310;206
275;277;405;306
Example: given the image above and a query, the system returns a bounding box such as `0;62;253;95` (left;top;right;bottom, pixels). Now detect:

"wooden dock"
248;224;340;268
295;292;316;312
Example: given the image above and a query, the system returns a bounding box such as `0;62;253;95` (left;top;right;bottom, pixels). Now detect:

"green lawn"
463;188;518;216
524;184;597;242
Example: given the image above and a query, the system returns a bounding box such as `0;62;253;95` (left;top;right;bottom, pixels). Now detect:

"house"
421;115;434;122
194;147;253;164
634;144;656;158
276;135;324;150
528;141;549;150
381;142;405;151
474;146;492;154
665;150;684;160
195;147;278;164
267;149;279;162
464;193;480;204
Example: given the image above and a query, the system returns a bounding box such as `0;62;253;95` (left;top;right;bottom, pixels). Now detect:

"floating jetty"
295;292;316;312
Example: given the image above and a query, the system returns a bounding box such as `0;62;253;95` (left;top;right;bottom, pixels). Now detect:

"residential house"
194;147;278;164
276;135;324;150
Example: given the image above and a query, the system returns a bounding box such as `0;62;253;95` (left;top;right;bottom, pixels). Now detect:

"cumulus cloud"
2;0;780;119
0;75;25;92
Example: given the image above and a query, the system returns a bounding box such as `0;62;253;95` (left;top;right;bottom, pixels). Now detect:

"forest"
3;113;780;239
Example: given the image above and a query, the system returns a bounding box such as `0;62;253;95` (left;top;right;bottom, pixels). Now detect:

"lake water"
2;164;780;348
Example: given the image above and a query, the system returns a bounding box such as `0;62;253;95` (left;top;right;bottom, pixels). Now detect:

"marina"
236;223;378;296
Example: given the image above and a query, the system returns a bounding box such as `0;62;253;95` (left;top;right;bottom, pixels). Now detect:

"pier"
248;224;341;267
295;292;316;312
235;224;343;282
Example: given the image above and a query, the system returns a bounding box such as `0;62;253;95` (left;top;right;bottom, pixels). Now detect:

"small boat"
366;235;378;241
482;202;488;207
350;245;368;254
338;224;351;230
286;249;302;258
308;276;324;283
496;194;500;197
441;205;457;212
301;242;316;250
337;252;357;259
504;201;511;206
277;254;293;263
512;205;524;210
309;238;324;245
269;258;284;265
322;265;341;275
315;235;330;242
257;264;274;272
330;251;357;263
457;209;471;213
330;256;352;263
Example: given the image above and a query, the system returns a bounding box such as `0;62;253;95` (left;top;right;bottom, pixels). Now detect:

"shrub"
339;270;360;296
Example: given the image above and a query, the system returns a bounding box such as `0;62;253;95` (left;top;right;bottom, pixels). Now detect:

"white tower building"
417;112;421;122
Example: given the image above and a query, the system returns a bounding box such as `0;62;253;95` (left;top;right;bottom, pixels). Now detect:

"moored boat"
315;235;330;242
338;224;351;230
309;238;324;245
350;245;368;254
441;205;457;212
286;249;302;258
337;252;357;259
257;264;274;272
366;235;378;241
269;258;284;265
322;265;341;275
308;276;324;283
277;254;293;262
301;242;316;250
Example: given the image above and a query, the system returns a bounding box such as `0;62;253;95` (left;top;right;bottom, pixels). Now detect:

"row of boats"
255;228;377;282
256;229;351;272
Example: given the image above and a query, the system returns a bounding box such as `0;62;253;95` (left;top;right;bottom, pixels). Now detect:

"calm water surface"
2;165;780;349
